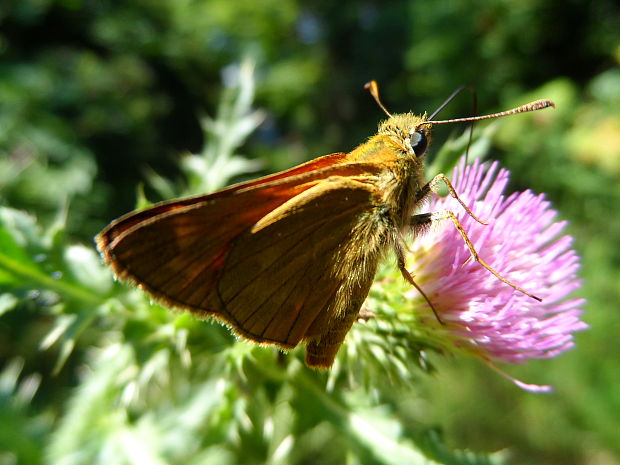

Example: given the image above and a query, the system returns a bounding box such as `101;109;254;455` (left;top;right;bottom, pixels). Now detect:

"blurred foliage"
1;0;619;464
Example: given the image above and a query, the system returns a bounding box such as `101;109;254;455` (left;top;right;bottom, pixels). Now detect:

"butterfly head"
377;113;432;159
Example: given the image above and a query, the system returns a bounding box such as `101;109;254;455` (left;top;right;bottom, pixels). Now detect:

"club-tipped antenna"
365;80;392;118
424;99;555;126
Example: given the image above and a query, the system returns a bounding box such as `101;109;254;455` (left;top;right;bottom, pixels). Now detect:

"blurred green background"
1;0;619;464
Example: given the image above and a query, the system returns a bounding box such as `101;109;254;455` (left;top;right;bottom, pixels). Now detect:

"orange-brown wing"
97;171;381;349
96;157;385;342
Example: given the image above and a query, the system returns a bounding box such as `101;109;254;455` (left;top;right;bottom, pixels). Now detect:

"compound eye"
410;131;428;157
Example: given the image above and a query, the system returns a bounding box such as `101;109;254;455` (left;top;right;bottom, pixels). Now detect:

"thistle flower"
404;158;587;391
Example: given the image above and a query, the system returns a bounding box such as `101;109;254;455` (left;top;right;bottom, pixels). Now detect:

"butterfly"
96;81;553;368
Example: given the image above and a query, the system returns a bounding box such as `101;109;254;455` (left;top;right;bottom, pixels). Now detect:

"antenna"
364;80;392;118
425;99;555;125
428;85;475;121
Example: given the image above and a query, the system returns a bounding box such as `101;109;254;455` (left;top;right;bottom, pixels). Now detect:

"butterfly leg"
394;239;443;324
415;173;488;225
410;210;542;302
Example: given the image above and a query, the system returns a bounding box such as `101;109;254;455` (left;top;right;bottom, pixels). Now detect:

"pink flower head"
405;158;587;391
